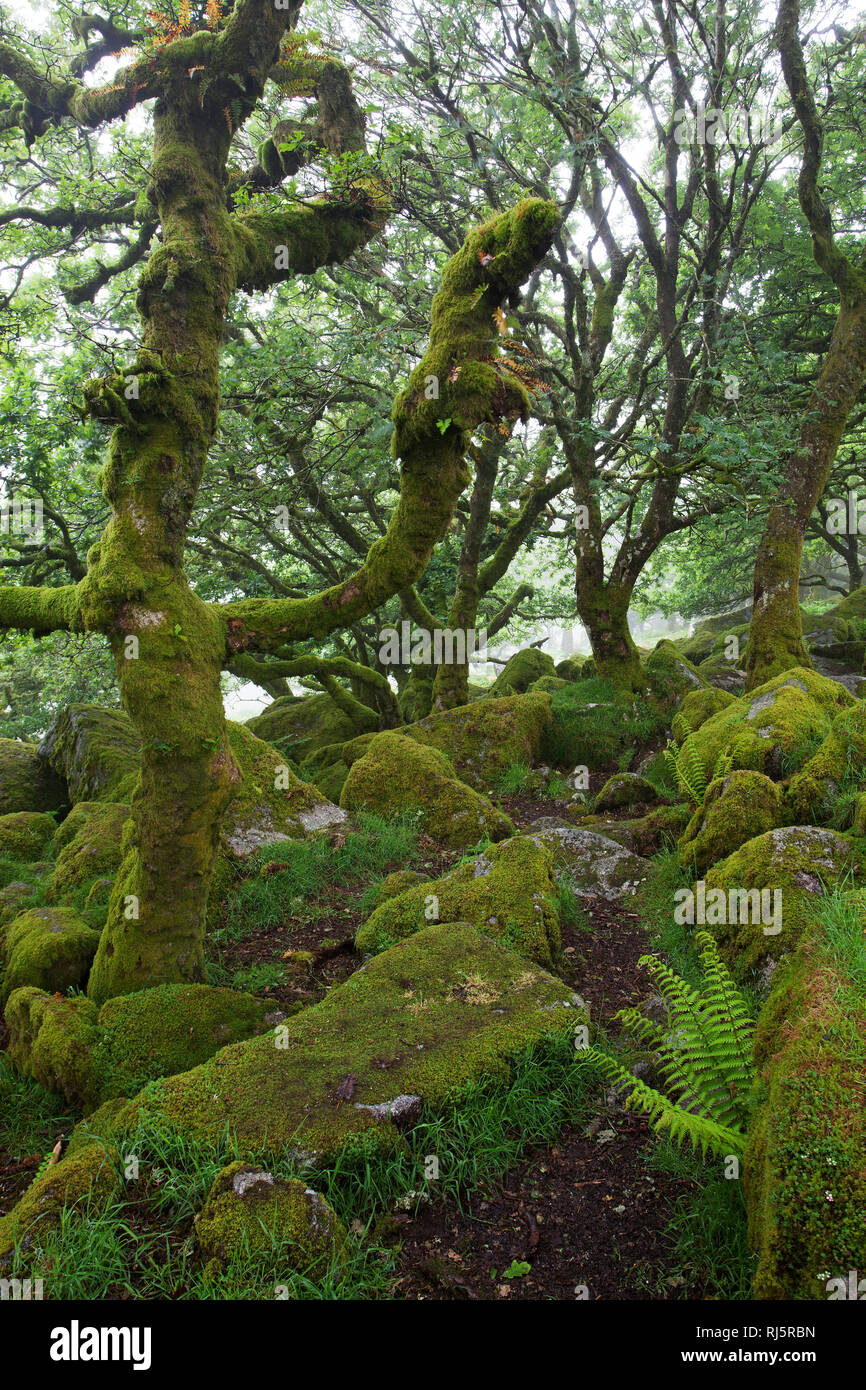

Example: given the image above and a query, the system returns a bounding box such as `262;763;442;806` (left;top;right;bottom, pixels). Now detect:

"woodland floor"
0;745;767;1300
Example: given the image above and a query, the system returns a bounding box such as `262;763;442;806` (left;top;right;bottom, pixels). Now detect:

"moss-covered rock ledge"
112;922;583;1162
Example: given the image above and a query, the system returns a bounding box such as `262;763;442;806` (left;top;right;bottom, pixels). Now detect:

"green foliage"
663;741;733;807
213;811;421;942
591;932;755;1159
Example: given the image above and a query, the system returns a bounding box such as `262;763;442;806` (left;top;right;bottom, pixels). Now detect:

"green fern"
590;932;755;1159
663;738;708;806
664;740;734;807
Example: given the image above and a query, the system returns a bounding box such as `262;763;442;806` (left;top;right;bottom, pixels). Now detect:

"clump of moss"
702;825;862;979
671;687;736;744
594;772;660;813
1;905;100;1004
46;801;130;902
356;834;560;964
4;981;281;1109
0;812;57;862
340;731;513;849
678;668;854;783
489;648;555;696
678;771;784;876
0;1137;121;1268
195;1162;347;1281
785;704;866;825
372;869;428;906
644;639;708;698
245;693;359;763
401;691;552;792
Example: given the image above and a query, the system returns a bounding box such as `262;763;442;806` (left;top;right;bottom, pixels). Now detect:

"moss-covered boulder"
677;771;784;875
702;826;862;978
340;731;513;850
489;647;555;696
554;655;588;681
802;587;866;662
4;981;283;1109
785;704;866;825
0;811;57;861
400;691;552;792
117;922;584;1161
674;608;753;664
0;905;100;1004
46;801;130;902
530;826;650;900
372;869;428;906
221;721;345;858
584;803;691;858
644;639;708;696
745;919;866;1299
0;1137;121;1268
0;738;68;815
594;772;661;813
356;836;559;963
38;705;140;804
195;1163;346;1279
678;668;854;784
671;687;736;744
246;693;361;762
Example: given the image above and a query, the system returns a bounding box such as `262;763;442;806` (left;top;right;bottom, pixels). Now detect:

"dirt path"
390;889;698;1301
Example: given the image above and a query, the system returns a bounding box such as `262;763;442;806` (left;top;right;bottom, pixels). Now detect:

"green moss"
0;738;68;815
37;705;141;804
340;731;513;850
117;921;582;1160
594;773;660;813
554;656;588;681
671;687;736;744
0;812;57;861
46;801;130;901
195;1162;347;1279
644;639;708;697
400;691;552;792
679;667;854;783
1;905;100;1004
0;1137;121;1268
372;869;428;905
702;826;863;979
489;648;555;696
357;835;560;965
221;721;343;857
4;987;100;1107
745;922;866;1298
678;771;784;875
585;803;691;857
785;704;866;824
246;693;359;763
4;981;280;1109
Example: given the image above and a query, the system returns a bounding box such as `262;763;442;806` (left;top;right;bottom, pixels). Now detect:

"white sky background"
0;1;860;716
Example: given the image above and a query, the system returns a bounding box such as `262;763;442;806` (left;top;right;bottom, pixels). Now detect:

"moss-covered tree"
745;0;866;689
0;1;556;1001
